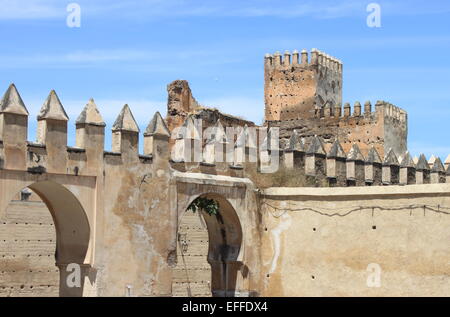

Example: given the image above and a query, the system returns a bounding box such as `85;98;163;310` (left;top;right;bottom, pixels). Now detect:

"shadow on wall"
0;181;92;297
196;193;243;297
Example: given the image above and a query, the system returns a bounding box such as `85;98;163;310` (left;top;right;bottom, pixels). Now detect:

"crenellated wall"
264;49;407;158
166;80;253;137
0;48;448;298
0;84;177;297
268;100;407;158
264;49;343;121
169;117;447;188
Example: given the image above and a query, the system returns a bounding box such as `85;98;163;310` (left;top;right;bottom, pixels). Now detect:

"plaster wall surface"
0;199;58;297
260;184;450;296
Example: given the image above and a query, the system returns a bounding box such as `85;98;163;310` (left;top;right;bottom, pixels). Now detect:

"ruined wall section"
264;49;343;121
167;80;201;133
268;101;407;158
166;80;254;140
383;103;408;158
264;49;407;158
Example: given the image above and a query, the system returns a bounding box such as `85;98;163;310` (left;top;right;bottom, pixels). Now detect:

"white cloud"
0;49;157;67
0;0;63;19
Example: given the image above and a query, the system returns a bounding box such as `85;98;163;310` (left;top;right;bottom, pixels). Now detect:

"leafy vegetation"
187;197;220;216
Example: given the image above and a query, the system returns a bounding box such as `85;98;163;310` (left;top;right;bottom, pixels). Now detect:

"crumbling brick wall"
166;80;255;147
264;49;407;157
264;49;342;121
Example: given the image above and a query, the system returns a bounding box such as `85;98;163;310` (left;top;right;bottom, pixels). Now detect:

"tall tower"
264;49;343;122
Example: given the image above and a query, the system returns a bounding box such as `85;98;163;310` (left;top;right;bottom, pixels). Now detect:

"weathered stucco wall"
0;198;58;297
172;210;211;297
0;69;444;298
260;184;450;296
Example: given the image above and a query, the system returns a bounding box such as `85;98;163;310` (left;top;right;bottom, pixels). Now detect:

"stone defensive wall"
264;49;343;122
0;81;449;297
170;115;447;188
260;184;450;296
266;99;407;158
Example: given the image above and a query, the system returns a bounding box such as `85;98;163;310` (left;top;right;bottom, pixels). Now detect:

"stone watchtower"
264;49;343;121
264;49;408;158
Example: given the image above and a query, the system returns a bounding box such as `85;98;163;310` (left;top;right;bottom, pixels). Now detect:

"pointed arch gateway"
0;176;93;297
174;193;244;297
24;181;91;297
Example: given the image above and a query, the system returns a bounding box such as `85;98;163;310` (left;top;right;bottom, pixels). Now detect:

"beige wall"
260;184;450;296
0;198;58;297
172;210;211;297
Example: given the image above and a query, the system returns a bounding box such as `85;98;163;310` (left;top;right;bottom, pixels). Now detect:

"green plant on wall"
187;197;220;216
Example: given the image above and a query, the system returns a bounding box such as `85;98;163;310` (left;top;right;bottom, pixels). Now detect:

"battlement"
264;49;408;159
312;100;407;122
265;49;343;73
0;84;172;178
168;114;449;187
264;48;343;122
0;83;412;188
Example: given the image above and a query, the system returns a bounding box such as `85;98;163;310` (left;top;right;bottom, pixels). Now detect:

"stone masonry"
0;50;449;298
264;49;407;158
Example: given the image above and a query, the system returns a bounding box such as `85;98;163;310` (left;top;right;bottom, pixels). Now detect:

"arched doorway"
0;187;58;297
0;181;91;297
172;210;211;297
173;193;243;297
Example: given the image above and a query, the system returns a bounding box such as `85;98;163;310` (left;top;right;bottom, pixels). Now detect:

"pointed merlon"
144;111;170;137
38;90;69;121
327;139;346;159
181;115;201;139
428;155;437;169
366;146;382;164
76;98;105;127
236;125;256;148
431;157;445;173
399;151;415;168
287;130;305;152
0;83;29;115
112;104;140;133
416;154;430;171
263;127;279;151
445;154;450;168
413;156;419;165
383;148;399;166
206;119;227;144
307;136;326;155
347;143;365;161
235;125;246;148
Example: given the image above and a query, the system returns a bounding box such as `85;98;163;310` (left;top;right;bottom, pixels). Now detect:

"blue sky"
1;0;450;159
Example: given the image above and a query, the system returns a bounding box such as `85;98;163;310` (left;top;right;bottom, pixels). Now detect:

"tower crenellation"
265;48;407;158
